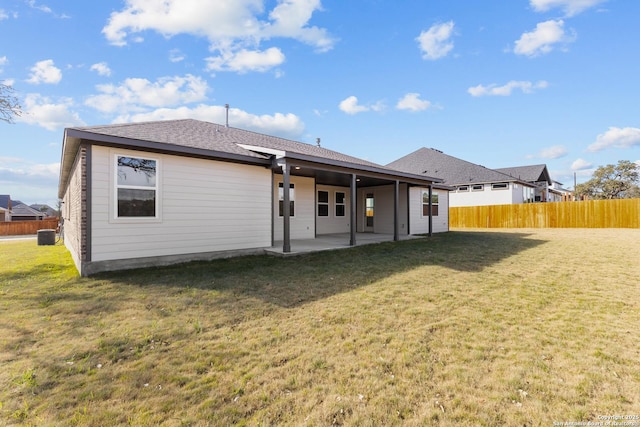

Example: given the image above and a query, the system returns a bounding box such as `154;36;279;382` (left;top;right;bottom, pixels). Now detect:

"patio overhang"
272;154;441;254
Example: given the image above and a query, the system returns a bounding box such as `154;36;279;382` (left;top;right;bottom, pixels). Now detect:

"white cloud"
206;47;285;74
587;127;640;152
17;94;84;131
539;145;568;159
0;9;8;20
0;56;7;73
102;0;335;73
338;96;385;115
27;0;51;14
90;62;112;77
514;20;575;57
0;158;60;206
114;104;305;140
26;59;62;84
263;0;335;53
85;74;209;114
571;158;593;170
530;0;607;17
339;96;368;115
396;93;432;112
468;80;549;96
169;49;185;63
416;21;455;60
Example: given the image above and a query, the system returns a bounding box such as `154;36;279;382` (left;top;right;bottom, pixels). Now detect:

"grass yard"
1;229;639;426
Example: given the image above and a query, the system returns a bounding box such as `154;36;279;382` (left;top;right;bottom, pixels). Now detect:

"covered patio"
266;232;423;256
273;154;442;254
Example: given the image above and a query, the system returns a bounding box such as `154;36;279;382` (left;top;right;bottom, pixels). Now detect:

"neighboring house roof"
387;147;530;187
31;204;57;217
495;164;552;185
11;203;46;218
59;119;444;198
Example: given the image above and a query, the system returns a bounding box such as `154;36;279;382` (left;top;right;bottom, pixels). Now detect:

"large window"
278;182;295;217
422;191;439;217
116;155;158;218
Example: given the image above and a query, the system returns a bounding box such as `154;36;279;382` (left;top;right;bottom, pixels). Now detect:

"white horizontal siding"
356;185;409;234
91;146;272;262
273;175;315;240
316;184;351;235
409;187;449;234
450;183;515;207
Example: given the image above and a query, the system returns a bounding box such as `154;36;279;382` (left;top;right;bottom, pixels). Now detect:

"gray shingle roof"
11;203;46;218
60;119;442;198
495;165;551;185
70;119;385;169
387;147;522;186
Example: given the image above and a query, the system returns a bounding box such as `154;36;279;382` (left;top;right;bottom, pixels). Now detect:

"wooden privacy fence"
0;218;60;236
450;199;640;228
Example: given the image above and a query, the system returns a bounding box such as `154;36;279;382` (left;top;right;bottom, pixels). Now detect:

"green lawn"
1;229;639;426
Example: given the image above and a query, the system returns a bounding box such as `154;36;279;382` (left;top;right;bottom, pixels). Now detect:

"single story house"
10;203;47;221
388;147;536;207
30;203;58;218
58;119;449;276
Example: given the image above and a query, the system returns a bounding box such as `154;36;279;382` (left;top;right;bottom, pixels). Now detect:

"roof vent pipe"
225;104;229;127
316;137;321;147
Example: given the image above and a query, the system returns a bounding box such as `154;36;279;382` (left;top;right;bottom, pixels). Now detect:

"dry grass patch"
1;229;639;426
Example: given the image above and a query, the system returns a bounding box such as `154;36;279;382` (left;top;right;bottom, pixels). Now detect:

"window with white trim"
278;183;295;216
422;191;439;217
116;155;158;218
472;184;484;191
457;185;469;192
492;182;509;190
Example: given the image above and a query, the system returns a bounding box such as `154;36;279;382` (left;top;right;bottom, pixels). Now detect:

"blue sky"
1;0;639;207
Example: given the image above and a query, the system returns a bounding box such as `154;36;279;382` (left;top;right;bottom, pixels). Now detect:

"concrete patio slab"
266;233;423;256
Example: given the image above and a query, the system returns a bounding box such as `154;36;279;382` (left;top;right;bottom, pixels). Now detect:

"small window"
458;186;469;192
318;190;329;217
492;183;509;190
472;184;484;191
422;191;439;217
335;192;346;217
278;183;295;216
116;155;158;218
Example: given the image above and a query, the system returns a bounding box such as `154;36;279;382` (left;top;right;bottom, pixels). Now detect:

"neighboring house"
10;203;47;221
30;204;58;217
548;181;573;202
388;147;536;207
0;195;11;222
58;119;449;276
494;165;553;202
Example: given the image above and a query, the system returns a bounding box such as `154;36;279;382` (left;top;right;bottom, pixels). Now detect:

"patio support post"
282;162;291;253
394;180;399;241
350;173;357;246
428;184;433;237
